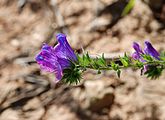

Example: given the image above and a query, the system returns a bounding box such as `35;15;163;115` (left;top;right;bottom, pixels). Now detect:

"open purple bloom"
35;33;77;81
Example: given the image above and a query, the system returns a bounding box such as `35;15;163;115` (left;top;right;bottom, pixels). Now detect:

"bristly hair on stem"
74;52;165;82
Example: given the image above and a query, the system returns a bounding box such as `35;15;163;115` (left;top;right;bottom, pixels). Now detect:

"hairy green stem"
78;60;165;71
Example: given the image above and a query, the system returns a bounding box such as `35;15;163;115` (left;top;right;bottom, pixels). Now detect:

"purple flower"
35;33;77;81
132;42;144;62
132;41;160;60
132;41;160;72
144;41;160;60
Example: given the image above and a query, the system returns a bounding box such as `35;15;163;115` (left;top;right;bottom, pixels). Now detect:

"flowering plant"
35;33;165;84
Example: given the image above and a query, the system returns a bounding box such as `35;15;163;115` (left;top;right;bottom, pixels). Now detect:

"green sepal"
142;54;154;62
62;63;82;84
144;65;163;79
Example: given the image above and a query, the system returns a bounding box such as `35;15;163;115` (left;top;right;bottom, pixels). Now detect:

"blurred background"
0;0;165;120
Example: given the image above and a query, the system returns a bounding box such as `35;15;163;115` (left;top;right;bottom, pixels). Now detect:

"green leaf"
77;54;83;64
83;55;90;66
117;69;121;78
160;57;165;61
96;58;106;67
111;61;119;71
77;53;92;67
119;53;130;67
86;52;91;62
160;51;165;61
122;0;135;16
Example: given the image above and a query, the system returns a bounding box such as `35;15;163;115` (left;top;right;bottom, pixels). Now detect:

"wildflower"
144;41;160;60
132;42;144;62
132;41;160;72
35;33;77;81
132;41;160;60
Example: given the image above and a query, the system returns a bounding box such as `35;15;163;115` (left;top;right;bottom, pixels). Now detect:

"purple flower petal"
133;42;143;54
144;41;160;60
35;44;63;80
57;56;71;69
132;42;145;62
54;63;63;81
36;45;56;71
132;52;140;60
55;33;77;61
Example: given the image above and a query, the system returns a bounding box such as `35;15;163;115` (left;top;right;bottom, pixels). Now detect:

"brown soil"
0;0;165;120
